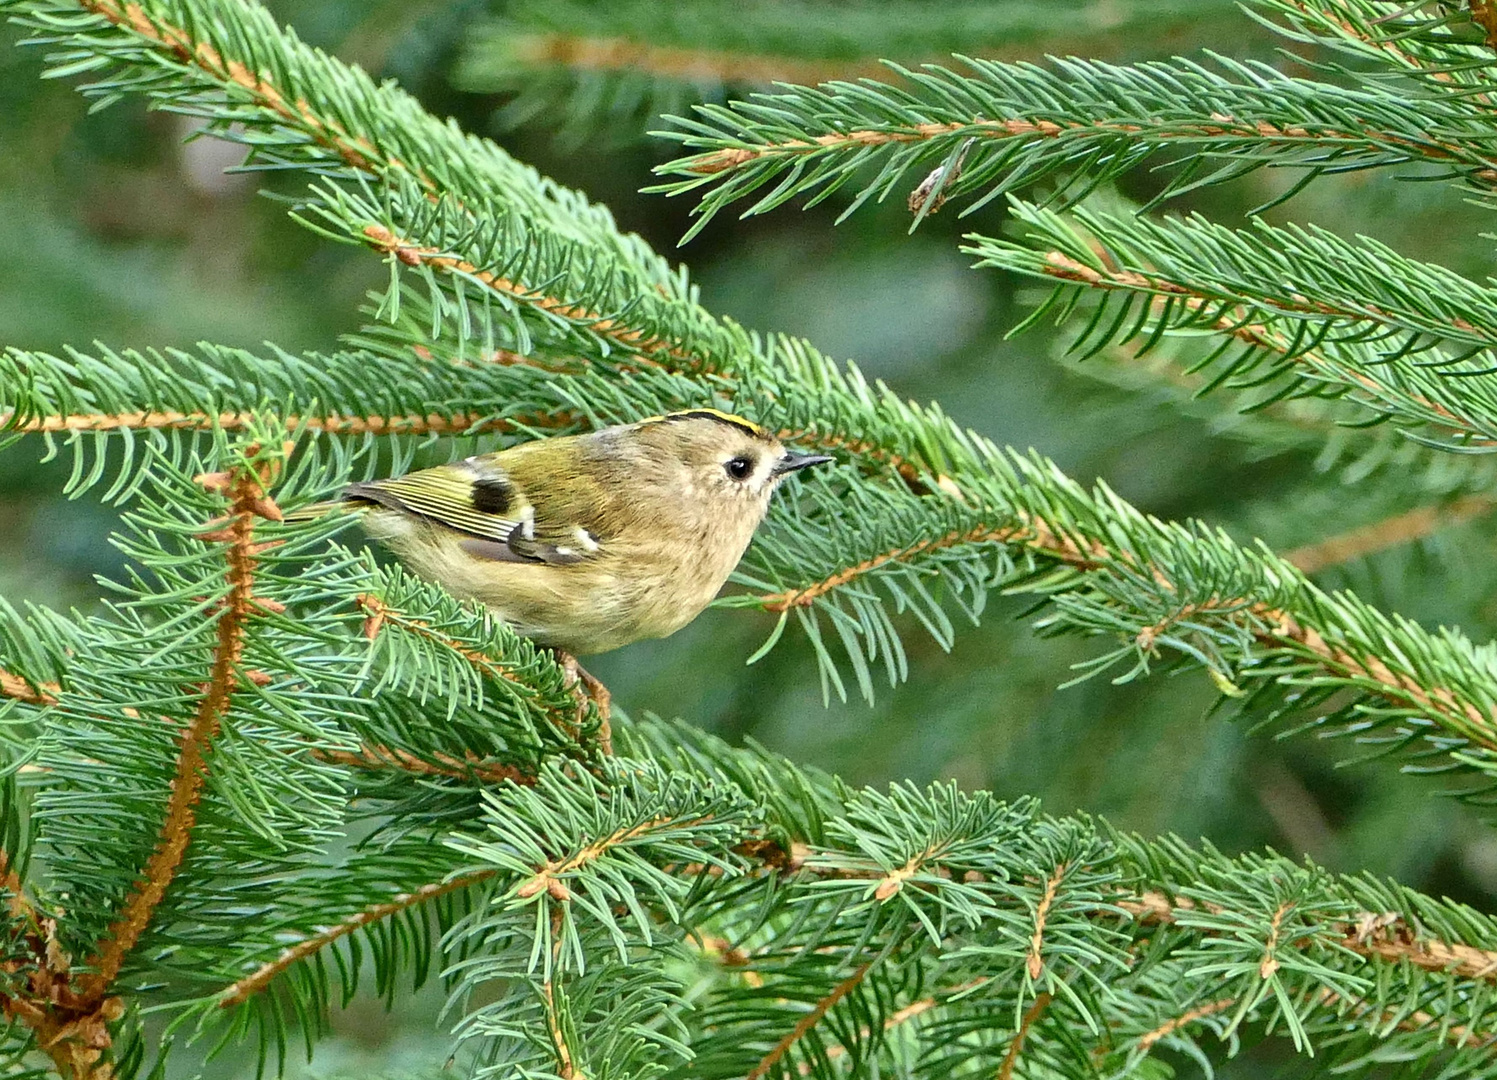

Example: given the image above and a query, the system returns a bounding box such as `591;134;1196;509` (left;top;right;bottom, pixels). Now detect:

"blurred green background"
4;2;1497;1076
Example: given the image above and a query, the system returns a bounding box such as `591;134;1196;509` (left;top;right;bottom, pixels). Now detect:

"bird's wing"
344;459;599;566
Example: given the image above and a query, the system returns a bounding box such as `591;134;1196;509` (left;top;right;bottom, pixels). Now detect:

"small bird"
311;409;832;656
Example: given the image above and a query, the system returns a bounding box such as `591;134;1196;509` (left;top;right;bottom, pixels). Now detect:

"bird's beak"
773;451;835;476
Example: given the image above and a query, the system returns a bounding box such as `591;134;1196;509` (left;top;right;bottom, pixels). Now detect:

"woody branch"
758;502;1497;754
0;449;285;1079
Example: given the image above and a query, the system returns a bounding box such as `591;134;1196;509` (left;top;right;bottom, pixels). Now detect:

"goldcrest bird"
310;409;832;655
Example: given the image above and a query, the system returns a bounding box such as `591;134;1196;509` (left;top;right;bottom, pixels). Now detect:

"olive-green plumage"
322;410;831;655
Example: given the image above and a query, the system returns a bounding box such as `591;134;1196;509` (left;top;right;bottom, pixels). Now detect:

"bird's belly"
383;523;735;654
486;565;723;655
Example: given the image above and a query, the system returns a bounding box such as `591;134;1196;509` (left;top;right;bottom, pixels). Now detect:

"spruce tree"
6;1;1497;1078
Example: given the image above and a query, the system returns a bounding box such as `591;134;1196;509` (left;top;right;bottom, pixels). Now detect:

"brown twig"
678;115;1497;183
217;871;494;1007
1260;901;1293;979
317;744;535;787
508;32;888;87
0;407;580;438
1471;0;1497;49
997;992;1051;1080
361;224;697;367
1136;997;1235;1051
1118;890;1497;981
1028;863;1069;980
355;594;531;693
515;816;685;904
1040;252;1497;446
746;963;872;1080
540;976;577;1079
1285;495;1497;574
873;842;949;901
760;516;1104;612
0;669;58;706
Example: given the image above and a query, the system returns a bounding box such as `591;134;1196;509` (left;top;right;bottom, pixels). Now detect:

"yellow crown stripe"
640;408;770;440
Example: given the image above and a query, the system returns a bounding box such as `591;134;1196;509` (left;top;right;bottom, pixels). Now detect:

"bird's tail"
283;497;361;523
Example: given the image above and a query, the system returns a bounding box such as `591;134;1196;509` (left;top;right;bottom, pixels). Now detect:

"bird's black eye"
725;456;754;481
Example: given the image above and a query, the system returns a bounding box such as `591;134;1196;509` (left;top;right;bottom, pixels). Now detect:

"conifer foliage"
6;1;1497;1077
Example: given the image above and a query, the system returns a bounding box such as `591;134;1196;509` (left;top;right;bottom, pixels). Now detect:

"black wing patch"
470;478;513;516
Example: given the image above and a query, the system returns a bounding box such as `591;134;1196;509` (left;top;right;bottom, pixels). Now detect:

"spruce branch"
13;1;1497;1070
0;441;298;1080
968;199;1497;451
1057;330;1497;502
1262;0;1497;85
3;0;745;371
996;992;1050;1080
314;745;535;787
15;0;1497;773
12;336;1497;805
745;963;872;1080
600;748;1497;1074
455;0;1251;146
1135;996;1235;1051
744;448;1497;768
2;409;498;437
356;221;701;370
757;523;1055;613
352;589;601;755
0;339;602;511
76;446;288;1007
654;47;1497;236
21;333;1497;797
216;870;495;1008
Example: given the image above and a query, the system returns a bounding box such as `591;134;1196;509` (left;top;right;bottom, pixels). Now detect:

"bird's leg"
554;650;613;756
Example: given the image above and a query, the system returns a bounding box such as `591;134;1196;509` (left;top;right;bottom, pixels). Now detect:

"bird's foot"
554;650;613;756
